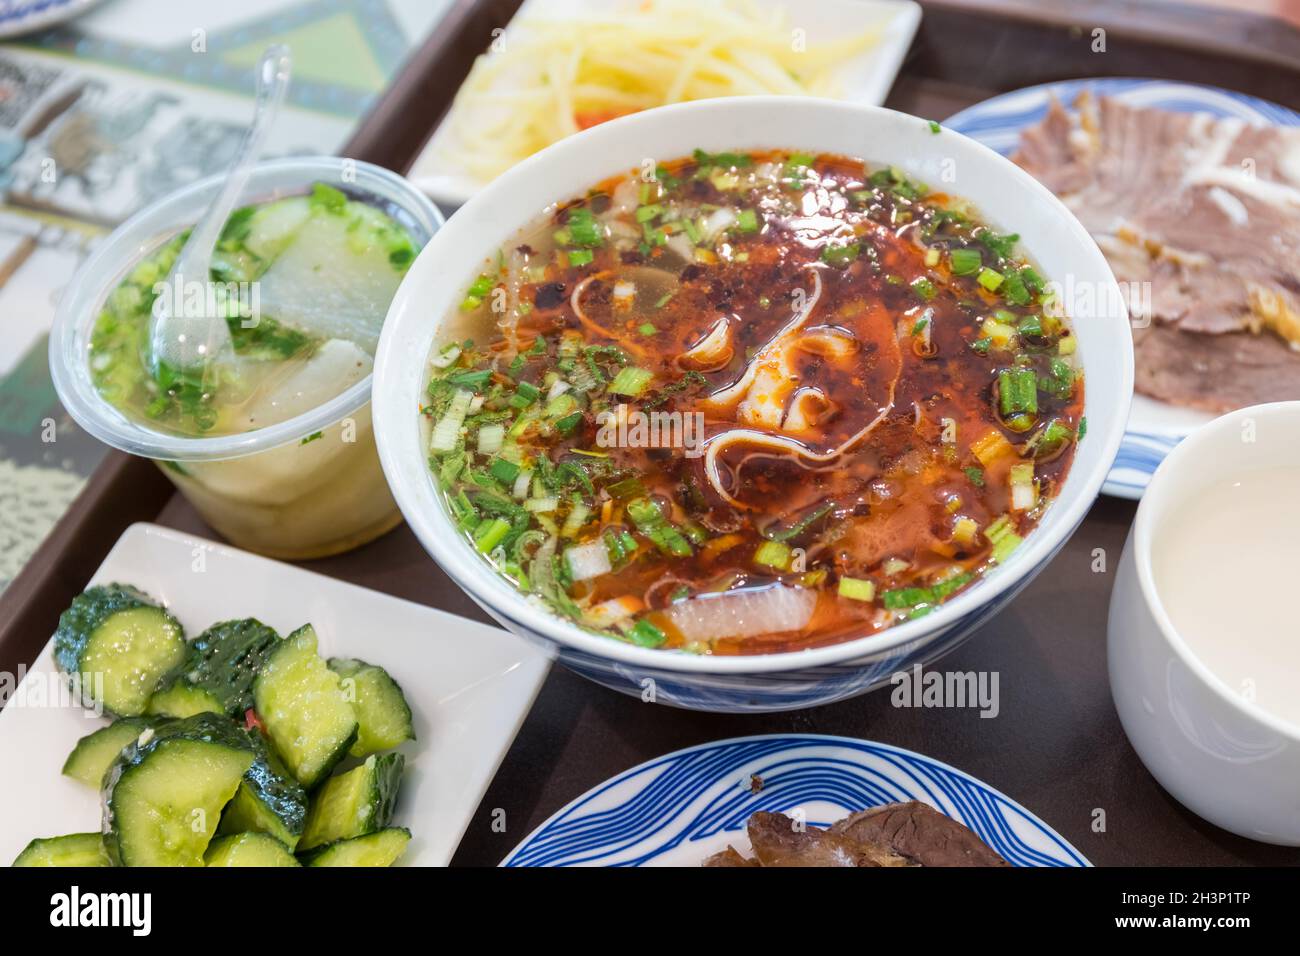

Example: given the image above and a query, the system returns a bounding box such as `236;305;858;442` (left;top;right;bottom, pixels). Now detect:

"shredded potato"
438;0;882;182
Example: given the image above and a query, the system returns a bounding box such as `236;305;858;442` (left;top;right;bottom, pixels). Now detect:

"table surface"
154;487;1298;867
150;1;1300;868
12;0;1300;868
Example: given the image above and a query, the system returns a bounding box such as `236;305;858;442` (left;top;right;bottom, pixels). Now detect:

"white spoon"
148;45;292;378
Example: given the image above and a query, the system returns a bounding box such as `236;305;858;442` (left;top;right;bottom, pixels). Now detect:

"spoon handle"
172;45;293;282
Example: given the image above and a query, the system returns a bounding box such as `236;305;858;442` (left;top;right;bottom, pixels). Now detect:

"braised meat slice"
830;801;1010;867
746;811;911;867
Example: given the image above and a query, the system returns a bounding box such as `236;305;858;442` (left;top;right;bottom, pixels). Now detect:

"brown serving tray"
4;0;1298;867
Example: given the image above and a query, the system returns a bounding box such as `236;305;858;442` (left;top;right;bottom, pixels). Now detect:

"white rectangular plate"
0;523;551;866
410;0;922;208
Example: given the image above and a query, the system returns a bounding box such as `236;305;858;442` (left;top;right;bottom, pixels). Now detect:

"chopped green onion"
555;411;583;435
566;249;595;267
638;322;657;336
821;243;861;267
949;247;982;275
882;587;933;610
474;517;511;554
489;458;521;485
606;477;646;500
430;389;473;452
991;532;1023;563
628;619;667;648
1039;359;1075;399
977;230;1019;260
927;120;941;134
560;499;591;537
1001;270;1030;306
911;277;936;301
838;577;876;602
566;207;603;247
608;366;654;397
984;514;1014;544
1027;418;1074;459
963;466;985;487
459;274;493;311
1017;314;1043;337
998;368;1038;416
626;497;692;557
736;208;759;233
753;540;792;570
1010;461;1037;511
765;501;835;542
635;204;664;223
476;422;506;455
977;267;1004;292
509;380;540;409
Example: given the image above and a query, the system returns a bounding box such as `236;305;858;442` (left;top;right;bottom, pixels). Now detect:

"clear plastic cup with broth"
51;158;443;559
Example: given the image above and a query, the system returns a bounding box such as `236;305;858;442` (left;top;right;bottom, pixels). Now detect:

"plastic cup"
51;157;443;560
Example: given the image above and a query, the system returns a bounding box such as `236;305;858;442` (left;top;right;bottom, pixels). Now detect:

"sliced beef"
830;801;1010;868
745;811;910;867
1012;92;1300;410
701;846;760;867
1133;324;1300;413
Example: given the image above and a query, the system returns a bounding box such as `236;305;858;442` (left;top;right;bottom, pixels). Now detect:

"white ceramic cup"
1108;401;1300;845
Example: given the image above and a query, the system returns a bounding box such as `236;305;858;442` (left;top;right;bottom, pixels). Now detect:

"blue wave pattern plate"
504;735;1088;866
945;78;1300;499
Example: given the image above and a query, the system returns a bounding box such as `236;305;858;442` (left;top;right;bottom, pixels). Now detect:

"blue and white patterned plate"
945;78;1300;499
0;0;103;38
504;735;1088;866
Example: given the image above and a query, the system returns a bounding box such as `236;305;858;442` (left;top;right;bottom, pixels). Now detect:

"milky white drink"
1152;466;1300;726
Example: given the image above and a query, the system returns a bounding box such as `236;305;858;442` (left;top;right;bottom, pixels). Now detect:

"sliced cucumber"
12;833;109;867
329;657;415;757
61;718;155;788
253;625;357;788
102;713;255;867
218;738;308;850
54;584;186;717
204;832;300;867
146;680;222;718
301;827;411;867
154;618;280;718
299;752;404;851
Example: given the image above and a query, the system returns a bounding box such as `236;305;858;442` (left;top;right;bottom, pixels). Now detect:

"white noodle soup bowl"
1109;402;1300;844
374;97;1133;713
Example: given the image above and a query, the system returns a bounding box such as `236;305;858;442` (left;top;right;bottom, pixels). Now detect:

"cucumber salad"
13;584;416;868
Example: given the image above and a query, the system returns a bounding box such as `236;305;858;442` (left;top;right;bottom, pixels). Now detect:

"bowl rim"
374;95;1133;675
1131;400;1300;741
50;157;443;463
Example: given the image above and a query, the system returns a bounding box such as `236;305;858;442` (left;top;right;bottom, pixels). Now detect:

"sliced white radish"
664;584;816;643
565;540;612;581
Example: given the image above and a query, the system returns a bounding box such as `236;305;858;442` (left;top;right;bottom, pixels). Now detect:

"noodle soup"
424;150;1084;654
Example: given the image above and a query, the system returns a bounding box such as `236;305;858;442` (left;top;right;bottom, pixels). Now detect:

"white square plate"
0;523;551;866
410;0;922;208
